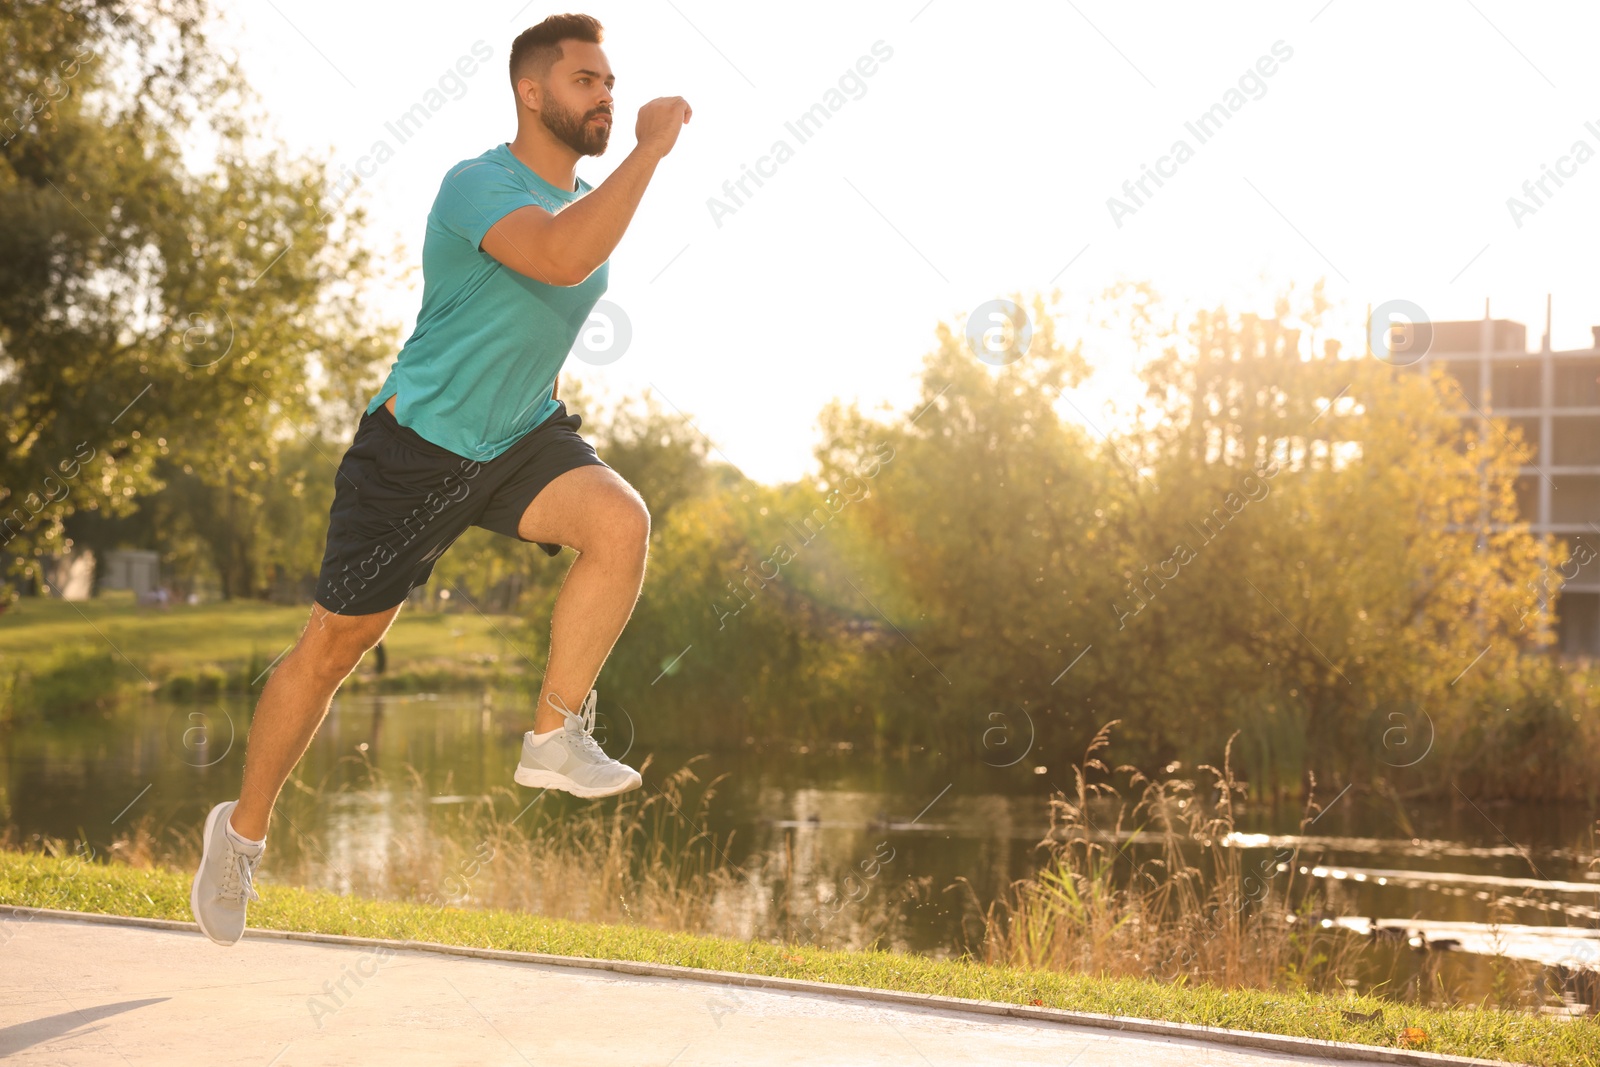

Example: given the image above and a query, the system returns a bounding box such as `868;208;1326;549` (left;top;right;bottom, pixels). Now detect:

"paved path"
1;912;1478;1066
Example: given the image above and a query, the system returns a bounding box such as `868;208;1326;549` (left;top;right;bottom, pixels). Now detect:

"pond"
5;689;1596;1005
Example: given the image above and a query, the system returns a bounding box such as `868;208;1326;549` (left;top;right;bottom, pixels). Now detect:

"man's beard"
542;96;610;156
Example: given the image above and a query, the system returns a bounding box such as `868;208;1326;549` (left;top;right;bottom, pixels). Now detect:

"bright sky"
208;0;1600;483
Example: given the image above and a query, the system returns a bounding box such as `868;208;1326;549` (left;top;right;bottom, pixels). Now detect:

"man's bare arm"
482;96;691;286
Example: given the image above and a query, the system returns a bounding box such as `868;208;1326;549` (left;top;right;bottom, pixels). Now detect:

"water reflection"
4;689;1596;993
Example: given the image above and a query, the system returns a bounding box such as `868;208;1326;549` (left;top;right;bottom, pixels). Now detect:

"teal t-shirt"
368;142;609;461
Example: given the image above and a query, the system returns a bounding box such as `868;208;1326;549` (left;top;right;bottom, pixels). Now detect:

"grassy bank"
0;595;531;711
1;850;1592;1065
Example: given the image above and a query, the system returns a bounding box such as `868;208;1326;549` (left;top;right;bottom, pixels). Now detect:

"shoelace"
217;841;263;906
547;689;611;761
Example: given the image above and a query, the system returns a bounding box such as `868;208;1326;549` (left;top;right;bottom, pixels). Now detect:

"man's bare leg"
516;465;650;733
229;603;401;840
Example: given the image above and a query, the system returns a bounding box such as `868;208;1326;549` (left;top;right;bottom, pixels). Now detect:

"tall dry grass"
972;721;1358;992
17;751;938;953
99;753;757;938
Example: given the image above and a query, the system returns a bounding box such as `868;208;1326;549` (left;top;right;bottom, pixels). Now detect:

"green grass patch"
12;646;126;713
0;596;529;702
2;849;1593;1065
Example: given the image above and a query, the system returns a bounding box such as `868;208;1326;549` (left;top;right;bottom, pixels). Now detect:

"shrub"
19;647;128;714
163;665;230;701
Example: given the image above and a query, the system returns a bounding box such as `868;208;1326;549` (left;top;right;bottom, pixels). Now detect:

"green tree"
0;0;390;593
811;291;1111;749
1093;285;1549;793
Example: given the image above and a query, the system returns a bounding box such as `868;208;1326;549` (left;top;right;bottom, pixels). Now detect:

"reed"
96;753;753;938
972;721;1359;993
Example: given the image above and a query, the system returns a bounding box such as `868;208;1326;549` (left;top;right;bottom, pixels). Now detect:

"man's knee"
579;487;650;560
619;491;651;550
299;608;391;679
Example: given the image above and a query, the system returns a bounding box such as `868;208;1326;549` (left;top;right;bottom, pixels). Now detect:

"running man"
191;13;690;946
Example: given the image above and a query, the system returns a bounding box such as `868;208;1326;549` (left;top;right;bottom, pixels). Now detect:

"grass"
98;754;749;937
0;593;529;705
978;725;1583;1016
2;849;1595;1065
979;723;1359;992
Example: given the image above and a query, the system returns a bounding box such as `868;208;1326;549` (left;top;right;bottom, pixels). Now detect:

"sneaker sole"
514;767;642;798
190;801;241;947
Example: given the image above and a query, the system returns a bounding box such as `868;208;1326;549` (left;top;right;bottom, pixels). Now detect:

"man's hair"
509;13;604;89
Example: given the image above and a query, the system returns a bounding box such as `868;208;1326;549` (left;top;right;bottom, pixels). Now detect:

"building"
100;549;161;598
1411;304;1600;656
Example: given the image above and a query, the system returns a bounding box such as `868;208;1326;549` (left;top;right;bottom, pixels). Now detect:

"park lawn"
0;593;532;691
2;850;1594;1066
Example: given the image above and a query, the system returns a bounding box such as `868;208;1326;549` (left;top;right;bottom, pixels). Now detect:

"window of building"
1551;416;1600;466
1554;359;1600;408
1558;591;1600;657
1564;535;1600;582
1490;362;1541;408
1551;475;1600;524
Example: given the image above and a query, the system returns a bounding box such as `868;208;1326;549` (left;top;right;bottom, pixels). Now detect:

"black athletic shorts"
313;401;607;616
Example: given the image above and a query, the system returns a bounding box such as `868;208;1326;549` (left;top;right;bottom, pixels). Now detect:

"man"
190;13;691;947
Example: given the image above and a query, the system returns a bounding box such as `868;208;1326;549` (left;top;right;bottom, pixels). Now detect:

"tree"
1098;285;1549;792
810;292;1112;744
799;283;1551;790
0;0;391;594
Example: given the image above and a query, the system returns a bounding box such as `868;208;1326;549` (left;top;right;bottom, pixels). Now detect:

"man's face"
534;40;614;156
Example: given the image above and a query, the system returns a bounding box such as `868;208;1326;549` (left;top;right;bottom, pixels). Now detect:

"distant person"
191;13;688;946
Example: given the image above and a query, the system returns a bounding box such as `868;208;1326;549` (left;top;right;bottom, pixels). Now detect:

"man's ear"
517;75;540;112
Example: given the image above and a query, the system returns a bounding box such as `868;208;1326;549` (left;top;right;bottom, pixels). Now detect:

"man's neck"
506;129;579;193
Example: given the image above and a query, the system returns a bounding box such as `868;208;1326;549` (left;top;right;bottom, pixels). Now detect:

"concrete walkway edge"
0;905;1517;1067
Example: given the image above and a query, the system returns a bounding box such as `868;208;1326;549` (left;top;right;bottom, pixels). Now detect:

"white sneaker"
515;690;642;798
190;800;264;946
